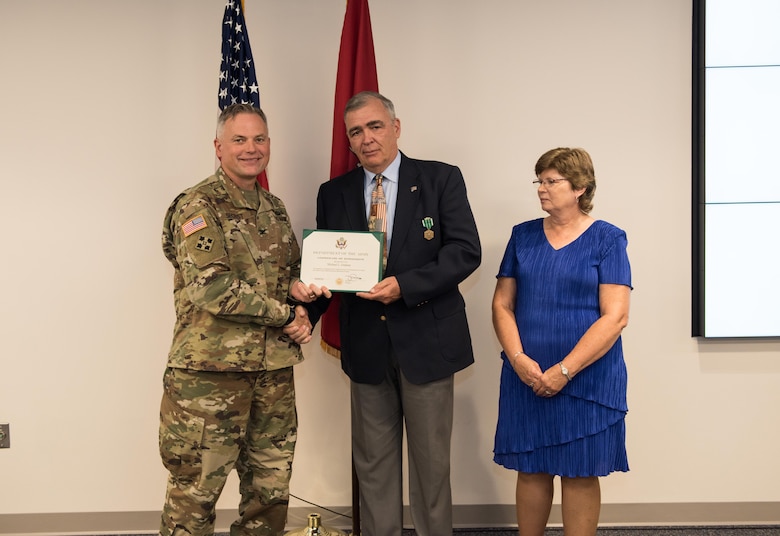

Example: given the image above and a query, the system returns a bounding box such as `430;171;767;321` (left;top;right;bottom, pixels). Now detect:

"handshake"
283;279;332;345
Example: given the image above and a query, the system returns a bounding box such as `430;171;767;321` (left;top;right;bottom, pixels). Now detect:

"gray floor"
420;529;780;536
97;525;779;536
214;527;780;536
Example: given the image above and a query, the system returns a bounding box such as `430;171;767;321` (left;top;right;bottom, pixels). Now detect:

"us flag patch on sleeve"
182;215;207;237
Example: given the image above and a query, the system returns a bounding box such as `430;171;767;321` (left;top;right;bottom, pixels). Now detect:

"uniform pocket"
159;390;206;484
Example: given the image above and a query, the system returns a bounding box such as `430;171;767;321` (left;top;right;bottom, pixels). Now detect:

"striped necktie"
369;174;387;268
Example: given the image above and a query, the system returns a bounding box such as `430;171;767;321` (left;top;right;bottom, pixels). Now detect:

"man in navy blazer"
315;91;481;536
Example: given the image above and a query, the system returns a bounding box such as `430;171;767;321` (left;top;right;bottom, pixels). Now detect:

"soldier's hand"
283;305;314;344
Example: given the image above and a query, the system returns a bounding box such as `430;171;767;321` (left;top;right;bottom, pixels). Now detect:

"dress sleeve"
598;228;632;289
496;226;519;279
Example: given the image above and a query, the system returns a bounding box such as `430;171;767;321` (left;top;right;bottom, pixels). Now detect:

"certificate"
299;229;384;293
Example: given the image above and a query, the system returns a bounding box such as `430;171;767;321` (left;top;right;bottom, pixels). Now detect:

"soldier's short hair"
216;104;268;139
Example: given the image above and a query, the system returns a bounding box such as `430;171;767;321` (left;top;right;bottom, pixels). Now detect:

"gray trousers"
350;365;454;536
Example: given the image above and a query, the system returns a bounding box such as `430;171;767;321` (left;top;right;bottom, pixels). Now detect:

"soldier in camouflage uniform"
159;104;329;536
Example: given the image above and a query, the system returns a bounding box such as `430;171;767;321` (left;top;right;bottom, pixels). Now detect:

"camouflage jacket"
162;168;303;372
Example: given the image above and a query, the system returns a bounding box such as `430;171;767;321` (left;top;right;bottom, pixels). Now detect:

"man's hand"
289;279;332;303
356;276;401;305
283;305;314;344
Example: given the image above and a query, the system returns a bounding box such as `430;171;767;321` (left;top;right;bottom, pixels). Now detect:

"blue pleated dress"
493;218;632;477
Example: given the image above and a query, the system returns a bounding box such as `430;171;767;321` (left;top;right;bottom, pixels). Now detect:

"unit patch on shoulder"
195;235;214;252
182;215;207;237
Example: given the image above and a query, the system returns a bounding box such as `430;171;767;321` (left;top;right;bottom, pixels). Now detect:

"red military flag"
320;0;379;356
218;0;269;190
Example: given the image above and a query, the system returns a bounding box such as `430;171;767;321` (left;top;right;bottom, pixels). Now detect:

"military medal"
422;217;434;240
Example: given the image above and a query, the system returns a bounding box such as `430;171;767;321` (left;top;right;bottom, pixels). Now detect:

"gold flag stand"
285;513;348;536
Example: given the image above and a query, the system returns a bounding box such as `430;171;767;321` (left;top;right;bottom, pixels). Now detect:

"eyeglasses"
532;178;568;188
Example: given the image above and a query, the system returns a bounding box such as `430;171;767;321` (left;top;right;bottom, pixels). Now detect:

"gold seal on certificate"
300;229;384;293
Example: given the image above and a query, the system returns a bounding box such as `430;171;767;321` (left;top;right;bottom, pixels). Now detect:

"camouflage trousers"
159;366;297;536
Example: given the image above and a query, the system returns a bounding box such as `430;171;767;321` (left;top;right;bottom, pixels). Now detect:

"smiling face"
344;97;401;174
214;112;270;189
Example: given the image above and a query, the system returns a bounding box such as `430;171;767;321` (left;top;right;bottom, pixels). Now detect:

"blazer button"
379;315;387;321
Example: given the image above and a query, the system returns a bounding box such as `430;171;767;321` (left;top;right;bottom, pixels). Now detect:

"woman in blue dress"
492;147;632;536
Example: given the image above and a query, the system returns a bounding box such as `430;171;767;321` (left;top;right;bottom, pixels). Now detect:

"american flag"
182;215;207;237
218;0;269;189
218;1;259;109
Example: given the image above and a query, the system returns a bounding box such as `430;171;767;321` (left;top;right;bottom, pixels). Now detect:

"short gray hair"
344;91;396;121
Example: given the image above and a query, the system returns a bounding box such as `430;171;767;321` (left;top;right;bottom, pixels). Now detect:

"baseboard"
447;503;780;528
1;503;778;535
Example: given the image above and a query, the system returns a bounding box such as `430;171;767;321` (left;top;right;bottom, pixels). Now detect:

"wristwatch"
283;307;296;326
559;362;572;381
286;295;304;306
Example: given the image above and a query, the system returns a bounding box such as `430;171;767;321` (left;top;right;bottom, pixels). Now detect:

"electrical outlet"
0;423;9;448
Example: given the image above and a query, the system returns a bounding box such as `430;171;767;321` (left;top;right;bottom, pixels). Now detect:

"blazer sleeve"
394;163;481;307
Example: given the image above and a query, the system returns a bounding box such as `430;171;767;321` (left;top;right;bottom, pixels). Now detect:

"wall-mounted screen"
692;0;780;337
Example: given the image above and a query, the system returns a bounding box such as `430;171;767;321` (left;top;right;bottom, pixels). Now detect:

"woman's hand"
532;364;569;398
509;352;543;391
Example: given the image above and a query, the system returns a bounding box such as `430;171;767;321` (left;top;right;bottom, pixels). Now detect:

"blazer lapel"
341;168;370;231
388;154;420;267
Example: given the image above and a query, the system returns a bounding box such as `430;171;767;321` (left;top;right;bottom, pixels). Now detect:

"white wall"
1;0;778;526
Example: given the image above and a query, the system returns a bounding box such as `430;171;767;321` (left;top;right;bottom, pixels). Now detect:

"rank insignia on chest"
196;235;214;251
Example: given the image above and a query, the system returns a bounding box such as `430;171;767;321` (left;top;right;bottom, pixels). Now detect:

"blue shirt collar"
363;151;401;187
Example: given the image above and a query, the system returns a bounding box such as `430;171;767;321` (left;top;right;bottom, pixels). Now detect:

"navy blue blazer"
315;153;481;384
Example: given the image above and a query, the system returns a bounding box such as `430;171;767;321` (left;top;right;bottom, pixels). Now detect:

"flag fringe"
320;339;342;359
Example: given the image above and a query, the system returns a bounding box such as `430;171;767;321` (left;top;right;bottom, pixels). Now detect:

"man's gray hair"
344;91;396;121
